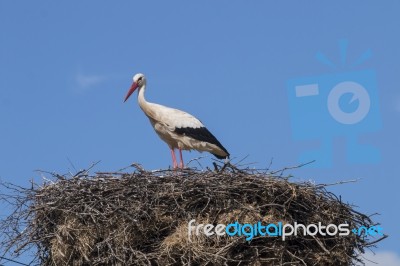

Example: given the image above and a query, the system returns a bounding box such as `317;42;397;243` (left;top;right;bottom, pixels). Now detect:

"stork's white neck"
137;84;153;118
137;85;147;108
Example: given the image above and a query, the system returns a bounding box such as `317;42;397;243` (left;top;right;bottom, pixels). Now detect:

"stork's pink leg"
179;148;184;169
170;148;178;169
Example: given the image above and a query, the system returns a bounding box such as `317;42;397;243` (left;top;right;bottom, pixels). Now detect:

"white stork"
124;73;230;169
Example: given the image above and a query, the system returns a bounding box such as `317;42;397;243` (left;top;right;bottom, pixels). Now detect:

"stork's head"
124;73;146;102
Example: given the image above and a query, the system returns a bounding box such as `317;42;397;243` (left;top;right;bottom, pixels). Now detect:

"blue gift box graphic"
287;41;381;167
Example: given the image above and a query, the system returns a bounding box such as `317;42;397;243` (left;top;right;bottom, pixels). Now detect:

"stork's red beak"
124;82;139;102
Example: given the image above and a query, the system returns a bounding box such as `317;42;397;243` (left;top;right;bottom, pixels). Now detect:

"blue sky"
1;1;399;264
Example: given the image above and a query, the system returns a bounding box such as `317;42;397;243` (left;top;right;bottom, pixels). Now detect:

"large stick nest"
0;163;386;265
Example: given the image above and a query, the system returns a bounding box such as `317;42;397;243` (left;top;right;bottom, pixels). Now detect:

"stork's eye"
138;77;143;81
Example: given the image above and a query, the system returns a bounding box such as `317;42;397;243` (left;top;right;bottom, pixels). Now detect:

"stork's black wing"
174;127;229;159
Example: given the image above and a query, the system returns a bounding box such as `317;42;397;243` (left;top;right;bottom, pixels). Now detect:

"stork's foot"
172;164;186;170
170;148;186;170
170;148;179;169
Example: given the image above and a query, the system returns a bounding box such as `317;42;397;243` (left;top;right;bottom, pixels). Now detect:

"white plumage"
124;73;229;169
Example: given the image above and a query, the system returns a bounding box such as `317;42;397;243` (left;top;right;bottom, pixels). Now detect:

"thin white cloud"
75;71;107;91
361;251;400;266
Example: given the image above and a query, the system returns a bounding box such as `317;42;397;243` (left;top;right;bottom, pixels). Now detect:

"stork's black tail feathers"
212;153;229;160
